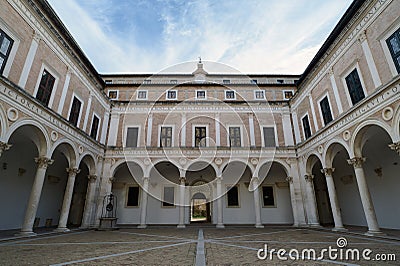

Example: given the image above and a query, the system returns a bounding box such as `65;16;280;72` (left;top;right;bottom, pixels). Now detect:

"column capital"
88;175;97;182
216;176;223;182
347;157;366;168
286;176;293;183
35;157;54;169
327;67;334;76
358;30;367;43
108;177;115;184
304;174;314;183
142;176;150;183
0;141;12;156
321;168;335;176
389;142;400;155
179;177;186;184
66;168;80;176
33;31;42;42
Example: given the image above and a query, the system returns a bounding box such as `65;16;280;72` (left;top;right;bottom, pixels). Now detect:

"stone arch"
111;158;145;178
305;153;323;174
351;119;395;157
393;105;400;141
78;153;97;175
6;119;50;156
144;159;180;177
255;159;290;180
323;138;351;168
0;106;7;141
50;138;78;168
185;160;219;178
220;158;254;177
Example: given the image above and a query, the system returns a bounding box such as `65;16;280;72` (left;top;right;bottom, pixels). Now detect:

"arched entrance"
190;191;211;223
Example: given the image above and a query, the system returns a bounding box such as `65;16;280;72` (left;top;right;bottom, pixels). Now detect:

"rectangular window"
195;127;207;147
227;185;239;207
160;126;173;147
143;79;151;84
137;90;147;100
108;90;118;100
0;29;13;75
126;186;140;207
386;28;400;73
262;186;275;207
254;90;265;100
166;90;177;100
263;127;276;147
105;80;112;84
229;127;241;147
126;127;139;147
223;79;230;84
196;90;206;99
252;79;258;84
36;69;55;106
345;69;365;105
225;90;235;100
68;97;82;127
319;96;333;125
90;115;100;139
302;115;312;140
162;187;174;207
170;80;178;84
283;90;294;100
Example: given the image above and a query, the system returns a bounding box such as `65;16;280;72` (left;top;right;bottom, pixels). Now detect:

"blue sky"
47;0;353;74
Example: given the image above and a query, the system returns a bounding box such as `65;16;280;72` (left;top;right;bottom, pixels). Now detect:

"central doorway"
190;193;211;223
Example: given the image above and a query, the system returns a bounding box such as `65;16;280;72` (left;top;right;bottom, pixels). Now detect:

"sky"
47;0;354;74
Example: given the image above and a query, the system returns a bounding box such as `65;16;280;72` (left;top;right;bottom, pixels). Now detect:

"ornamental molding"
66;167;81;176
35;157;54;169
321;168;335;176
347;157;366;168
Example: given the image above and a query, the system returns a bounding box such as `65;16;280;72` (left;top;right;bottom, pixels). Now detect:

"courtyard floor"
0;226;399;265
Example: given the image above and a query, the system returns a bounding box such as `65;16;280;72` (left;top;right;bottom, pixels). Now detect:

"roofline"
297;0;365;87
101;73;301;78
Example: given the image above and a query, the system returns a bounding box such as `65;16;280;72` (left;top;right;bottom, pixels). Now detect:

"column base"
137;224;147;229
365;230;385;236
332;227;348;232
177;224;186;229
54;227;70;233
15;231;36;237
255;224;264;229
216;224;225;229
309;223;322;228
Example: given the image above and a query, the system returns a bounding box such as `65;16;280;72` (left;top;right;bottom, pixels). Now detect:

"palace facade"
0;0;399;236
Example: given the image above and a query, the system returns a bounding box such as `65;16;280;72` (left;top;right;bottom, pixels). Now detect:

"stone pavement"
0;226;399;265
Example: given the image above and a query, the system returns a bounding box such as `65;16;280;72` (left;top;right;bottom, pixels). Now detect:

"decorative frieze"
347;157;366;168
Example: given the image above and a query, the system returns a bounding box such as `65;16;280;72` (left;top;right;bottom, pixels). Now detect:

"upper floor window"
226;185;240;207
386;28;400;73
162;187;175;207
68;96;82;127
345;69;365;105
319;96;333;126
225;90;236;100
194;126;207;147
170;80;178;84
229;127;241;147
196;90;206;100
0;29;13;75
262;186;275;207
283;90;294;100
126;186;140;207
223;79;230;84
302;115;312;140
251;79;258;84
143;79;151;84
263;127;276;147
137;90;147;100
126;127;139;148
254;90;265;100
108;90;119;100
160;126;173;147
166;90;177;100
36;69;55;106
90;115;100;139
105;80;112;84
277;79;284;84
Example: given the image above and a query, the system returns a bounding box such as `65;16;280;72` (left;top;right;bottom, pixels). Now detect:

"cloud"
47;0;353;74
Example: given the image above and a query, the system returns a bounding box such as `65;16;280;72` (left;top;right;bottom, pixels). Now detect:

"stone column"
286;176;299;227
177;177;186;228
304;174;320;226
249;114;255;147
138;177;149;228
389;142;400;156
216;176;224;228
215;113;221;146
0;142;12;157
55;168;81;232
321;168;346;231
358;31;382;88
181;114;186;147
347;157;381;235
19;157;54;236
147;113;153;147
80;175;97;228
18;32;40;89
252;177;263;228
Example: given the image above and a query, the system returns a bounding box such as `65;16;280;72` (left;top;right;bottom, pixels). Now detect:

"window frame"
341;63;367;107
301;113;312;141
125;185;141;208
166;90;178;100
0;24;19;78
254;90;266;100
261;185;277;208
195;90;207;100
261;126;278;148
162;186;175;208
192;124;209;147
136;90;148;100
226;184;240;208
379;19;400;77
124;125;141;148
227;125;243;148
108;90;119;100
224;90;236;100
33;64;59;108
158;125;175;147
282;90;294;100
317;93;334;127
89;113;101;140
67;93;84;128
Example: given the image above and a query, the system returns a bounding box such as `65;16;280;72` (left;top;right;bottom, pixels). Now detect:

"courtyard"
0;227;399;265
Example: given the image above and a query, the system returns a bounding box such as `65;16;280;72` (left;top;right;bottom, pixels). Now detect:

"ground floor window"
162;187;175;207
226;185;240;207
262;186;275;207
126;186;140;207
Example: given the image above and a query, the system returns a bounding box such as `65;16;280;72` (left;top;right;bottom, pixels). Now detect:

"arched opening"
354;125;400;229
190;191;210;223
258;161;294;225
112;161;143;225
0;125;46;230
67;161;89;227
